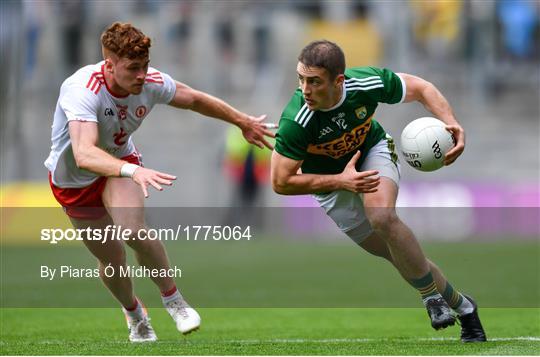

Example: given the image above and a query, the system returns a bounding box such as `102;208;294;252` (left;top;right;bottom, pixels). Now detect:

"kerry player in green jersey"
271;40;486;342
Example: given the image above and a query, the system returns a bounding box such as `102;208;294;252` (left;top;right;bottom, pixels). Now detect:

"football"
400;117;455;172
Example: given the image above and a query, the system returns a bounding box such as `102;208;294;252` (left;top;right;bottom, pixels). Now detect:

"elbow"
72;148;90;170
272;182;286;195
271;175;289;195
270;170;282;193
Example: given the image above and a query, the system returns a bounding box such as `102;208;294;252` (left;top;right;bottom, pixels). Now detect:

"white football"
400;117;455;172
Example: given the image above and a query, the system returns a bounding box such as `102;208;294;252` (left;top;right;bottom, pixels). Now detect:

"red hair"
101;22;151;59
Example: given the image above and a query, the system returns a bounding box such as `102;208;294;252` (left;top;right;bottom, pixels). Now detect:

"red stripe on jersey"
145;79;164;84
90;79;99;92
86;73;95;88
86;73;98;88
146;72;163;80
86;72;105;94
94;83;102;94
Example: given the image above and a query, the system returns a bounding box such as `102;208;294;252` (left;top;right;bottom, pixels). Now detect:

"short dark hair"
298;40;346;79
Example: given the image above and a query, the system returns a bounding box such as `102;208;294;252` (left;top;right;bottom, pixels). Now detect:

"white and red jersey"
44;61;176;188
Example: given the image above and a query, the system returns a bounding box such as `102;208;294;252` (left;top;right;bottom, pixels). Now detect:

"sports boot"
426;297;456;330
459;295;487;342
165;298;201;334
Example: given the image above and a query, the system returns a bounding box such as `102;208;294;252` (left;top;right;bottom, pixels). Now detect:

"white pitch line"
33;336;540;345
225;336;540;344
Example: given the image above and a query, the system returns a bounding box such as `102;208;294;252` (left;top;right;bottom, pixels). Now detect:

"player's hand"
339;151;380;193
444;124;465;166
131;167;177;198
240;114;276;150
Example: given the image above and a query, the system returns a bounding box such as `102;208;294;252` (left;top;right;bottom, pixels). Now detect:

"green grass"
2;241;539;308
1;307;539;355
1;240;539;354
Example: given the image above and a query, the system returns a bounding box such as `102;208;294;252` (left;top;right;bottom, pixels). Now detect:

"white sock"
161;289;183;305
454;295;475;316
123;298;145;321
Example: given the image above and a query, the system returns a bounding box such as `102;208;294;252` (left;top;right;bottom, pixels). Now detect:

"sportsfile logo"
40;225;252;244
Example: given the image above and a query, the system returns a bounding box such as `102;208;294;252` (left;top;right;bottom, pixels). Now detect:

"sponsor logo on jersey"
307;117;372;159
116;104;128;121
104;108;114;116
355;106;367;120
135;105;147;119
330;112;347;130
318;126;334;139
113;127;128;146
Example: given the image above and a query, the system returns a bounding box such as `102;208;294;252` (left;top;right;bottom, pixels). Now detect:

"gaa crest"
136;105;147;119
355;106;367;120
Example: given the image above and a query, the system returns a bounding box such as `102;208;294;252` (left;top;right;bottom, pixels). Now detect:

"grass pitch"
1;307;539;355
1;240;539;354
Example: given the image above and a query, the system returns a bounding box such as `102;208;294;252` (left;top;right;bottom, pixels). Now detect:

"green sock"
409;271;441;301
442;282;464;309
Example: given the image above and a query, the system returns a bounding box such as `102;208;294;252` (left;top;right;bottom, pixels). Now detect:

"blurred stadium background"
1;2;539;354
1;0;539;240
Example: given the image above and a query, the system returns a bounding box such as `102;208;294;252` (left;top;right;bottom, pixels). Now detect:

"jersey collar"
319;82;346;112
101;63;130;99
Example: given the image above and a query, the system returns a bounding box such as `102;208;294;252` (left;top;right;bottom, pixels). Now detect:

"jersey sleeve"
275;119;310;161
148;69;176;104
274;91;311;161
346;67;405;104
59;85;99;122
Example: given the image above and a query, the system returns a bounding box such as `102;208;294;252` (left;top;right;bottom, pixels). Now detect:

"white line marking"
226;336;540;343
31;336;540;345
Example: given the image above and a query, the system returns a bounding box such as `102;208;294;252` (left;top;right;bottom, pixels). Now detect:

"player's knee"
367;209;399;233
119;224;146;240
98;257;126;277
125;228;161;251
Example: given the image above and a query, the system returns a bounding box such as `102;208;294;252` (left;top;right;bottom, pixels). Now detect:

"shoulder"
144;66;176;89
58;65;104;110
345;66;404;104
143;66;176;104
345;66;399;83
145;66;167;85
61;62;106;96
279;92;313;137
345;66;384;79
282;89;309;121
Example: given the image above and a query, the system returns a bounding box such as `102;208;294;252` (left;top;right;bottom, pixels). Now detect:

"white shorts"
313;136;401;244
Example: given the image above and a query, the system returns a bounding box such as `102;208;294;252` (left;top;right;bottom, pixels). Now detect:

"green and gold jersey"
275;67;405;174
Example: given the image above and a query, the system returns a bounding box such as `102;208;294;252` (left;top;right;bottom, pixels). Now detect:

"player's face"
297;62;343;110
110;56;150;95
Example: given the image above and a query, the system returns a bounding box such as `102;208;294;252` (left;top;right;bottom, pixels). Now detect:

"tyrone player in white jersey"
44;22;275;342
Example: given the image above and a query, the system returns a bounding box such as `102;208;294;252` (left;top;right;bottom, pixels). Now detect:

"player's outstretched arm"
69;121;176;198
398;73;465;165
271;150;379;195
168;81;276;150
